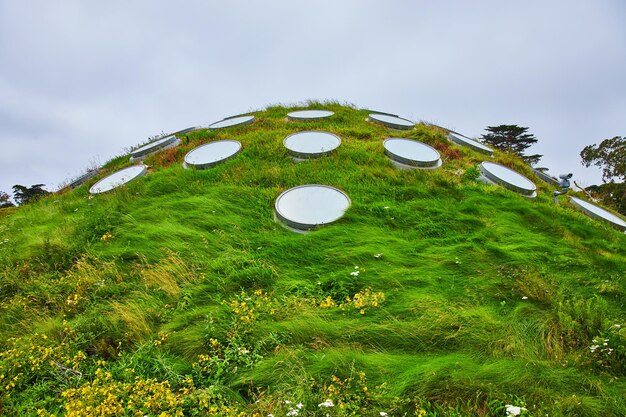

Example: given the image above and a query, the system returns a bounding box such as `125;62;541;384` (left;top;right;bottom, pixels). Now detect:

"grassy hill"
0;102;625;416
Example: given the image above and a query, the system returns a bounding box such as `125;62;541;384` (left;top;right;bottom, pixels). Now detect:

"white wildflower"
286;409;299;416
380;412;388;416
521;296;528;300
319;399;334;408
354;266;359;269
296;403;303;409
350;271;360;276
505;404;527;416
284;400;291;405
374;253;383;258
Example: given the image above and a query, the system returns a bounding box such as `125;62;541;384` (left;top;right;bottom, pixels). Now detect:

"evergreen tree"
481;125;542;165
12;184;49;205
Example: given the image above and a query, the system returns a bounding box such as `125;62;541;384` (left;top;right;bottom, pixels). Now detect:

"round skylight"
531;167;560;186
570;197;626;231
479;162;537;197
368;113;414;130
275;184;351;232
89;165;147;194
283;131;341;159
383;138;442;169
68;169;99;190
448;132;494;156
183;140;242;169
287;110;334;121
208;115;255;129
130;136;179;160
172;126;201;136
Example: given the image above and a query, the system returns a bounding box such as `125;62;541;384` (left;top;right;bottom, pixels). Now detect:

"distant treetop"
12;184;49;205
0;191;14;208
481;124;542;165
580;135;626;216
580;136;625;182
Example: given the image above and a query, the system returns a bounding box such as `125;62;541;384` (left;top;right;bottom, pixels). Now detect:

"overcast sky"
1;0;624;199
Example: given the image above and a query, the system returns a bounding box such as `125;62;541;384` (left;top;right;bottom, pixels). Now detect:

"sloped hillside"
0;103;625;416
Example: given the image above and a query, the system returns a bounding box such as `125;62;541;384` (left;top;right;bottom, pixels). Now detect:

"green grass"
1;102;625;416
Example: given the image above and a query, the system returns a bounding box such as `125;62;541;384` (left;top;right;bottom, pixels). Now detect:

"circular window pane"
383;138;442;168
171;126;201;136
287;110;334;121
448;133;493;156
570;197;626;231
130;136;179;159
368;113;414;130
531;167;560;186
68;169;99;190
275;185;350;231
479;162;537;197
208;115;255;129
89;165;147;194
184;140;242;169
283;131;341;159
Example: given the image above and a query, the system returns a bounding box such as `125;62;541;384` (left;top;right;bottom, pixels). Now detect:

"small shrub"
434;141;462;160
462;166;481;182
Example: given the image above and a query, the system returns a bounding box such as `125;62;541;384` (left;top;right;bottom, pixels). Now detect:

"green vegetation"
480;125;541;166
580;135;626;216
0;192;13;209
11;184;50;206
1;102;625;416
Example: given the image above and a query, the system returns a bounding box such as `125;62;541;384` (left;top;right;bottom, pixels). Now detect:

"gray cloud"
1;0;624;198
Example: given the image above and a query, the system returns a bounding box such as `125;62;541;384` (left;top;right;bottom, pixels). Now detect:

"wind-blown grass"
1;102;625;416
